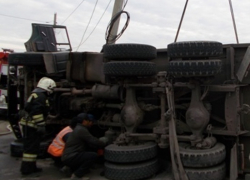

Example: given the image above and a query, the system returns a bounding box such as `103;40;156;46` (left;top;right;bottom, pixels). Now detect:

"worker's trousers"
63;151;98;178
20;125;41;174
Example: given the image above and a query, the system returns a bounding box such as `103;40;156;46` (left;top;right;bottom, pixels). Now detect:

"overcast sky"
1;0;250;52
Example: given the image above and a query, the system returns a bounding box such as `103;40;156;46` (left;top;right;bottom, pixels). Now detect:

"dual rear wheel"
104;142;159;180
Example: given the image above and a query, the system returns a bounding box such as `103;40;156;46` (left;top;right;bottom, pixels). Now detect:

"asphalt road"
0;120;173;180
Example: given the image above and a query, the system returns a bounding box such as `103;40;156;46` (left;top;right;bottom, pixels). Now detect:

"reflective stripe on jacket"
22;153;37;162
47;126;72;157
20;92;49;128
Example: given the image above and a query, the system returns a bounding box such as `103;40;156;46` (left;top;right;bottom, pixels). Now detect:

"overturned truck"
7;23;250;180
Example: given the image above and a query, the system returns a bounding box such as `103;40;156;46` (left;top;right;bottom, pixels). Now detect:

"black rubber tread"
104;158;159;180
104;142;158;163
167;41;223;58
185;163;226;180
104;61;157;77
10;139;51;159
103;43;157;60
179;142;226;168
167;59;222;77
9;52;45;66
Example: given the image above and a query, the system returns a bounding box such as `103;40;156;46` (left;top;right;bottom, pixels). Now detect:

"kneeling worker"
47;117;81;167
62;113;108;179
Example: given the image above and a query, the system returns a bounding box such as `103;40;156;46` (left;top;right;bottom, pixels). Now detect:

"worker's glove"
99;137;110;145
37;126;46;135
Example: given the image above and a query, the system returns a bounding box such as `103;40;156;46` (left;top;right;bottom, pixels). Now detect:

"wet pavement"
0;120;173;180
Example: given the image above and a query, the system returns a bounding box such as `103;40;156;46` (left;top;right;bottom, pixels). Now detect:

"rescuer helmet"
37;77;56;94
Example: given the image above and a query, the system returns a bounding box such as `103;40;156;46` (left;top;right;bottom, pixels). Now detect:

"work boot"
60;166;72;177
21;167;43;175
71;173;89;180
90;163;102;169
99;170;105;176
34;167;43;172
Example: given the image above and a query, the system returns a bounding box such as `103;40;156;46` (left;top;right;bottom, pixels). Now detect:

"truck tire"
10;139;51;159
8;53;44;66
104;142;158;163
185;163;226;180
103;43;157;60
104;61;157;77
167;41;223;58
105;158;159;180
179;142;226;168
167;59;222;77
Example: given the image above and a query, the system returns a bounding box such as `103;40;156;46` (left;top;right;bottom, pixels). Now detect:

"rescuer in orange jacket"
47;116;82;167
20;77;56;175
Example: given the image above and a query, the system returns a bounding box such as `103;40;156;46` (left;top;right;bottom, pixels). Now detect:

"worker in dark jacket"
62;113;106;179
20;77;56;175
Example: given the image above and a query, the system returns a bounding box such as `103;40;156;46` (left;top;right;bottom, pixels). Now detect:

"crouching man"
62;113;108;179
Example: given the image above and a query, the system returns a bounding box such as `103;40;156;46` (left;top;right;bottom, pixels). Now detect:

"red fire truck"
0;49;13;115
